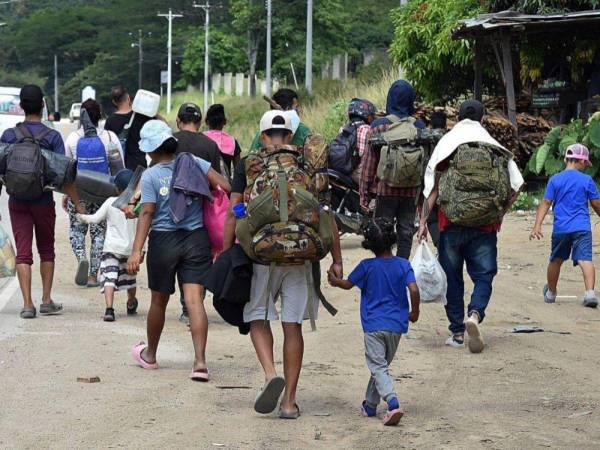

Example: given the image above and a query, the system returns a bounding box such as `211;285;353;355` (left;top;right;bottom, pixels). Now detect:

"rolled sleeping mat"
112;166;145;212
75;169;119;204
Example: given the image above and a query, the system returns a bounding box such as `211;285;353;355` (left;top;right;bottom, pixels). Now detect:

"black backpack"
328;123;360;175
3;124;50;201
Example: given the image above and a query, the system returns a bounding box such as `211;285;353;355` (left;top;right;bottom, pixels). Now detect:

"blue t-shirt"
544;169;600;234
140;156;211;231
348;256;416;334
1;121;65;205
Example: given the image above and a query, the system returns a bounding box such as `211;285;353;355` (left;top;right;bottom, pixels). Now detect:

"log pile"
414;101;554;168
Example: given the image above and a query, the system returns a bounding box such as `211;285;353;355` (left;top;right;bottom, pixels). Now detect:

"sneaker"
179;311;189;324
543;284;556;304
465;313;484;354
75;260;89;286
127;298;139;315
103;308;115;322
445;335;465;348
582;295;598;309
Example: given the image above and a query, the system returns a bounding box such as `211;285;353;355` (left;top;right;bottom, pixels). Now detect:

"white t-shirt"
65;127;124;161
77;197;137;256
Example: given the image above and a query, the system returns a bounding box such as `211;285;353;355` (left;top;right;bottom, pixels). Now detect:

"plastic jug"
131;89;160;118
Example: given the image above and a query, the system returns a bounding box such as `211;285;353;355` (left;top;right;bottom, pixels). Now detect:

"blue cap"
139;119;175;153
113;169;134;191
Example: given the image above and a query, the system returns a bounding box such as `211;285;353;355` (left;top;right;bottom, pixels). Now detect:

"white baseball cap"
259;110;293;133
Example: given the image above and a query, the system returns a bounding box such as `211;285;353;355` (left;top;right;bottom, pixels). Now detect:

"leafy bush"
511;191;542;211
529;112;600;178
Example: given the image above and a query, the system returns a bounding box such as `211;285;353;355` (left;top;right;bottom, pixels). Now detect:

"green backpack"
375;116;425;188
235;136;333;266
438;142;511;227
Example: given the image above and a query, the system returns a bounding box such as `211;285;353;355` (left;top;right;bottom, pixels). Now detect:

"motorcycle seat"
327;169;356;188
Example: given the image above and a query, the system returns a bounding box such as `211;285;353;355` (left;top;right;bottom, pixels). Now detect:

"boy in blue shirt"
328;218;420;426
530;144;600;308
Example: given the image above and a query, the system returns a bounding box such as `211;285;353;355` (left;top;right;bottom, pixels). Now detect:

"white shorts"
243;264;319;324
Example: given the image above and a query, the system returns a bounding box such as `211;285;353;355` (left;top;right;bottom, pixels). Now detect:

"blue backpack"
76;109;109;174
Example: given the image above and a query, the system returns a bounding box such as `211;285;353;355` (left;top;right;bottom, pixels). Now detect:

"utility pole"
158;9;183;114
265;0;272;97
194;2;210;114
53;54;58;113
130;30;144;90
305;0;313;94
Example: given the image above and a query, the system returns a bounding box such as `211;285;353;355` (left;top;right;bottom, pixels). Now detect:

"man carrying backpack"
224;111;342;419
0;84;83;319
360;80;426;259
329;98;377;184
417;100;524;353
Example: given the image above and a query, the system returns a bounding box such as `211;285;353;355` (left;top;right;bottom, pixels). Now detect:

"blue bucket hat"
112;169;134;192
139;120;175;153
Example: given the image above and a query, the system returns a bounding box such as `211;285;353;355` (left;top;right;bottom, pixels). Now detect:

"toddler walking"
530;143;600;308
328;217;420;426
77;169;139;321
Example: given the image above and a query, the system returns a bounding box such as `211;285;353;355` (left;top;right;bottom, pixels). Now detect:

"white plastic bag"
0;222;16;278
411;241;447;304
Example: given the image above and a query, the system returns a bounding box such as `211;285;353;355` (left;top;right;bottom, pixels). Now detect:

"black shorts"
147;227;212;295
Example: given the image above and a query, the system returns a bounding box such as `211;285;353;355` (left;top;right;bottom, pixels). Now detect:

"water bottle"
232;203;247;219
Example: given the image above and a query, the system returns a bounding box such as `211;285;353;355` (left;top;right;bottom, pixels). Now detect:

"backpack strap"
305;261;317;332
14;123;33;142
262;262;276;325
277;170;289;222
33;126;54;144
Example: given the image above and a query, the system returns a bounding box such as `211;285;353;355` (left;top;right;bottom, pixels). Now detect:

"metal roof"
453;9;600;39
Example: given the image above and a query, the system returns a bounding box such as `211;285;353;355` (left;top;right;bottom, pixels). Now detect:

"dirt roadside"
0;211;598;450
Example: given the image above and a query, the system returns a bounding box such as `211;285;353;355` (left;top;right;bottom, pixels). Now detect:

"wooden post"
473;39;483;102
501;30;517;128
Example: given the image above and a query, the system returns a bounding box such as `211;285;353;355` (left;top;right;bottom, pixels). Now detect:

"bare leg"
104;286;115;309
578;261;595;291
142;290;169;364
182;283;208;371
280;322;304;413
40;261;54;304
250;320;277;381
16;264;33;310
547;259;563;293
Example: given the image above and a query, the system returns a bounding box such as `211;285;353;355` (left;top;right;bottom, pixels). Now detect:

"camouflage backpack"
235;135;333;266
438;142;511;227
375;116;425;188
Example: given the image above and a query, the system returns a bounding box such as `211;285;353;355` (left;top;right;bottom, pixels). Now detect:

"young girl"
328;217;420;426
77;169;138;322
203;104;241;176
127;120;230;381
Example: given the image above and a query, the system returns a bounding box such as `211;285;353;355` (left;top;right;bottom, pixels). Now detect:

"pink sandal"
189;368;210;382
131;343;159;370
382;408;404;426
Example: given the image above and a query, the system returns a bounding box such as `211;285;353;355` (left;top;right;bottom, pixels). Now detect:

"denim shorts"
550;231;593;266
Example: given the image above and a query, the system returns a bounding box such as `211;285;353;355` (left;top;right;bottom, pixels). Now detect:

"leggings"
67;200;106;277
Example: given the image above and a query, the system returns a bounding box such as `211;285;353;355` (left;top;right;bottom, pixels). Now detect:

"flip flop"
39;301;63;316
254;376;285;414
75;260;89;287
127;298;139;315
382;408;404;426
20;307;36;319
278;403;301;420
131;343;158;370
189;368;210;382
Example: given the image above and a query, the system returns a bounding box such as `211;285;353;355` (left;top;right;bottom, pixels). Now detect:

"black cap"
177;102;202;121
20;84;44;104
458;99;485;122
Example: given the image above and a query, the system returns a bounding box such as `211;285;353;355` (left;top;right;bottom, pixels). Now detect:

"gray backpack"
375;116;424;188
3;124;50;201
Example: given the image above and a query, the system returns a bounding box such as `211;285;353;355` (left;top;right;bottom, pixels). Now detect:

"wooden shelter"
453;10;600;127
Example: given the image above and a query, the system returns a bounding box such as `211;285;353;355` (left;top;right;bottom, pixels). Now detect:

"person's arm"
417;178;439;242
207;167;231;193
233;141;242;167
328;214;343;278
63;183;85;214
127;203;155;275
223;192;242;250
76;198;110;224
530;199;552;240
591;199;600;217
327;269;354;290
408;281;421;323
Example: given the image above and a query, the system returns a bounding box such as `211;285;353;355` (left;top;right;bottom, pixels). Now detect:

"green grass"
160;70;398;152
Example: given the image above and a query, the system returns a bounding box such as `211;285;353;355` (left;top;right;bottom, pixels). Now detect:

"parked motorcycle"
328;169;369;235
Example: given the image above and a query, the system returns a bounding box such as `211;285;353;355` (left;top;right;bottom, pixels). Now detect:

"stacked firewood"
414;101;554;168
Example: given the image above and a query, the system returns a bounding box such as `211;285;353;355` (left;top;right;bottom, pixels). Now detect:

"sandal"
189;367;210;382
127;298;139;315
131;343;158;370
75;260;89;286
20;307;36;319
254;376;285;414
382;408;404;426
39;301;63;316
278;403;301;420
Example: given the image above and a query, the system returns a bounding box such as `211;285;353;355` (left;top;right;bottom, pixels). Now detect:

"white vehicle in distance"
69;102;82;123
0;86;53;136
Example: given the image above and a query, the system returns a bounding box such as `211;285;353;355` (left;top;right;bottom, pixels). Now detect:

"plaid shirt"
359;123;419;203
340;122;371;175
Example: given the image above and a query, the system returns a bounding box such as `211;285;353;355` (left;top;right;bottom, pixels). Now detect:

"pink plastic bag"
203;187;229;258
